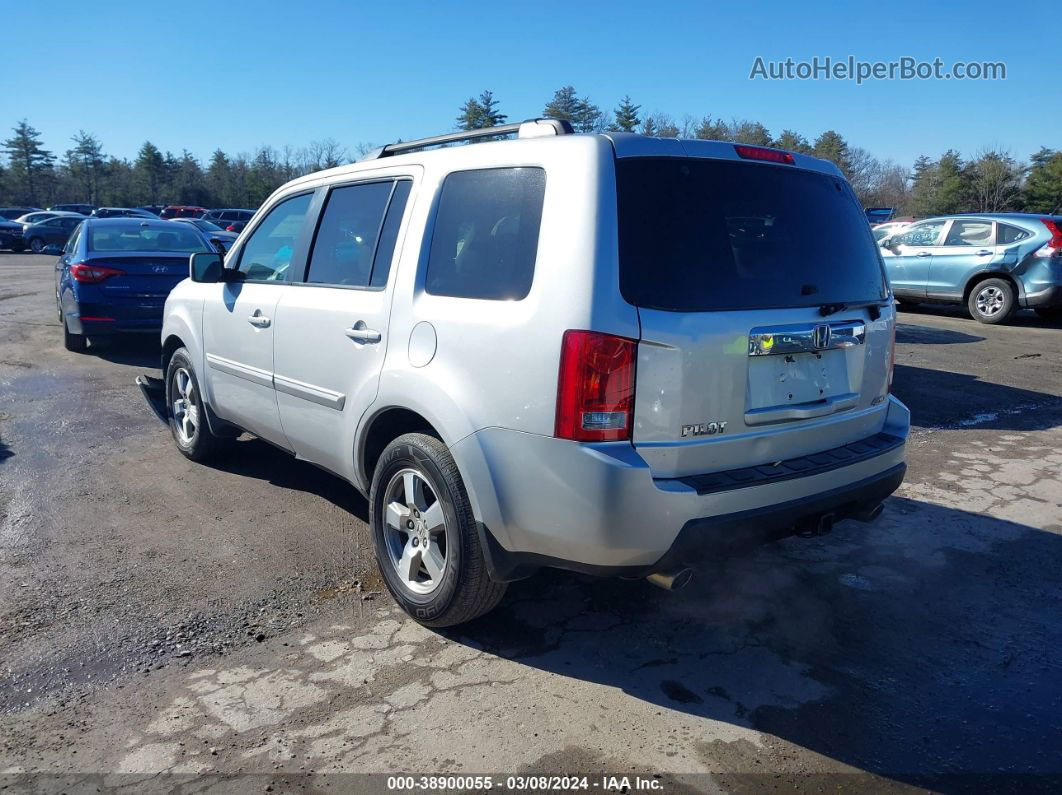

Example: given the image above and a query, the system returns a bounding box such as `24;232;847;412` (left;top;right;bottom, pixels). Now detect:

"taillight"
70;263;125;284
226;225;237;232
1033;219;1062;258
555;330;637;442
734;145;795;165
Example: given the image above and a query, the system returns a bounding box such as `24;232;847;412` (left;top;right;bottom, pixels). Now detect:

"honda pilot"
158;119;909;626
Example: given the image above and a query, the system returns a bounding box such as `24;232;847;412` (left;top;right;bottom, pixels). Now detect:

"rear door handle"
345;324;382;343
975;249;992;256
915;252;932;257
247;311;271;328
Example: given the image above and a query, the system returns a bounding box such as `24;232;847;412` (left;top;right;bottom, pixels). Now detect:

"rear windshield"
616;158;887;311
88;224;210;253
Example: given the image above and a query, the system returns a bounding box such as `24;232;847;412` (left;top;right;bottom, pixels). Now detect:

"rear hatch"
616;153;893;479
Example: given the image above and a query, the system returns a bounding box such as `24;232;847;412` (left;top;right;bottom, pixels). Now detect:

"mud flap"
136;375;168;425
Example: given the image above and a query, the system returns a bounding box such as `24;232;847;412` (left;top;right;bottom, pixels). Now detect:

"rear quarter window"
425;167;545;301
616;158;887;311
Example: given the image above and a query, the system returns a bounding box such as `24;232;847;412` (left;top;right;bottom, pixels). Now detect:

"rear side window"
306;181;394;287
426;167;545;301
998;223;1031;245
945;220;993;246
616;158;886;311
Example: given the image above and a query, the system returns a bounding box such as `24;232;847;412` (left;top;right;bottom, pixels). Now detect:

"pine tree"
66;131;105;203
134;142;166;203
543;86;581;121
774;129;811;154
693;116;726;140
2;120;55;205
812;130;851;174
1022;148;1062;214
610;96;641;132
456;90;506;130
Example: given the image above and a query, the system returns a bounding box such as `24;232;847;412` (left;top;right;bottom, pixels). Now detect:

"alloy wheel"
975;286;1005;317
171;368;199;445
382;468;448;595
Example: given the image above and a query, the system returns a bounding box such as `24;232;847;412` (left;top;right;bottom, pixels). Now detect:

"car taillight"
555;330;637;442
1033;219;1062;258
734;144;795;165
70;263;125;284
226;225;237;232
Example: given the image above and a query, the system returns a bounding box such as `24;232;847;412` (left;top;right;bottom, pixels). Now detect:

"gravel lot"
2;252;1061;791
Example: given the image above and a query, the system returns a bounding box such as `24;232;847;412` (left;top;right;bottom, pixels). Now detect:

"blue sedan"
55;217;213;352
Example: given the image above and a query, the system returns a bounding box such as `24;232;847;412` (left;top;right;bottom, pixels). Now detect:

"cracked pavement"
2;254;1062;791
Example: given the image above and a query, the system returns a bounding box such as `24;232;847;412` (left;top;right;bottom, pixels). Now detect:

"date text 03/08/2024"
386;775;665;791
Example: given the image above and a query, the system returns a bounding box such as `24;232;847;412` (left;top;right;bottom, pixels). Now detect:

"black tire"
1034;306;1062;322
28;237;45;254
967;278;1016;324
62;318;87;352
165;347;230;461
369;432;506;627
896;299;920;310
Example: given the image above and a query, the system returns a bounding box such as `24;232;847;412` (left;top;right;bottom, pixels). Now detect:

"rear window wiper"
819;299;889;320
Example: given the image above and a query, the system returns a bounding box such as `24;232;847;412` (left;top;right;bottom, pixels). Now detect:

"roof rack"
359;118;574;161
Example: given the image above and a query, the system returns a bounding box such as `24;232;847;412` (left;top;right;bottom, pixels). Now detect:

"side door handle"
915;252;932;257
247;310;271;328
345;322;382;343
975;249;992;256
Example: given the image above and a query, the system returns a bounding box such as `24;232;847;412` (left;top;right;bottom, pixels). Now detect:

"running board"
136;375;168;425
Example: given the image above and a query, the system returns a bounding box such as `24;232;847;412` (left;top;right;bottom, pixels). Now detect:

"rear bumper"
65;301;164;335
1023;283;1062;309
451;395;910;580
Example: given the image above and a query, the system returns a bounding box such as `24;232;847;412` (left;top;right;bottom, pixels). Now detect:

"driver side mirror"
880;236;897;249
189;252;224;283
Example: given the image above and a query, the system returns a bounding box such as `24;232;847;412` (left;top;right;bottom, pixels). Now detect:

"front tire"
166;347;229;461
370;432;506;627
968;278;1016;324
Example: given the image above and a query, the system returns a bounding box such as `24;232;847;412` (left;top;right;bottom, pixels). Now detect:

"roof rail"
359;118;575;161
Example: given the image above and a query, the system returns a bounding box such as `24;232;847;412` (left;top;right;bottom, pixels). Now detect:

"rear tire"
166;347;230;461
1034;306;1062;321
62;318;87;352
369;432;506;627
28;237;45;254
968;278;1016;324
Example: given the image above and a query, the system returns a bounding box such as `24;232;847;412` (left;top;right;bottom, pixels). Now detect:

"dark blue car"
55;217;212;352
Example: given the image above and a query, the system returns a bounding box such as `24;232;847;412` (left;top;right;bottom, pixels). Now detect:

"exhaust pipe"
646;568;693;591
853;503;885;524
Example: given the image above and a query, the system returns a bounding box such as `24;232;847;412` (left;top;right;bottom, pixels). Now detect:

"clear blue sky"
3;0;1056;168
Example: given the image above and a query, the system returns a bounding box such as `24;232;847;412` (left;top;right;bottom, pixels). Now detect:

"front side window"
236;192;312;282
425;167;545;301
944;220;994;246
899;220;946;247
306;181;393;286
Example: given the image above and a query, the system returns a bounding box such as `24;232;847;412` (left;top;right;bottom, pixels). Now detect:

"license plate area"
747;349;850;411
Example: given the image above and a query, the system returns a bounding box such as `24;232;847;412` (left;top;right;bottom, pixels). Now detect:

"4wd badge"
681;421;727;437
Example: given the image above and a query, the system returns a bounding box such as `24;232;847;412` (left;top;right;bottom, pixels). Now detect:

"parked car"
0;219;25;251
23;215;84;253
201;208;255;230
15;210;82;226
56;218;212;352
91;207;159;219
160;205;207;219
169;217;238;251
137;205;166;216
159;120;908;627
0;206;42;220
49;204;96;215
880;213;1062;323
865;207;895;224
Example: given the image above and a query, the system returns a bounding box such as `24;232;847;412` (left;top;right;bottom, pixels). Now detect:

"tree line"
3;86;1061;216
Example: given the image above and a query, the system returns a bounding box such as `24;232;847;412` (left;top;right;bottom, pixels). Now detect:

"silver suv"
160;119;909;626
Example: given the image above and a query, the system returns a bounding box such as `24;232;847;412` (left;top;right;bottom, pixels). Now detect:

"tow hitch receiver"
796;512;836;538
